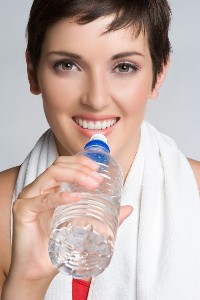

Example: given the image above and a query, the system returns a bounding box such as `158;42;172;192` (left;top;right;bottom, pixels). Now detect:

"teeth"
88;121;95;130
95;121;102;130
75;118;117;130
78;119;83;127
107;120;111;128
102;120;107;129
83;120;88;129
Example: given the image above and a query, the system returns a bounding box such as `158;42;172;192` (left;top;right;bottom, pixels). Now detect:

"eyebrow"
47;51;81;59
111;51;144;60
47;50;144;60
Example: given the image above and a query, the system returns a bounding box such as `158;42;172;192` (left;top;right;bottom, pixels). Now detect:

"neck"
116;128;141;183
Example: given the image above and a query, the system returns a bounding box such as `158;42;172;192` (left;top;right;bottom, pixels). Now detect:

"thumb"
118;205;133;226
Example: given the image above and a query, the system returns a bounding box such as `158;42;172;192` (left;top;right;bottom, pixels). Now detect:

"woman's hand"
8;156;103;282
118;205;133;226
3;155;133;297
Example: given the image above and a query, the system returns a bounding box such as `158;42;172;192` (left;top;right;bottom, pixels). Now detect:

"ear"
149;57;170;99
25;50;41;95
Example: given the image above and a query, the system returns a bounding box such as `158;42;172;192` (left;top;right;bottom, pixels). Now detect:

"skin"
2;14;199;300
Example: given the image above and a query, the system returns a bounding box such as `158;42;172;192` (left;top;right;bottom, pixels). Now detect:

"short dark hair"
26;0;172;89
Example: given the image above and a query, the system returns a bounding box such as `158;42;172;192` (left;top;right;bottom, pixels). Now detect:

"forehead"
42;16;149;57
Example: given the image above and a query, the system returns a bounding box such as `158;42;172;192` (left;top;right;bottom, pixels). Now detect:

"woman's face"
30;16;161;172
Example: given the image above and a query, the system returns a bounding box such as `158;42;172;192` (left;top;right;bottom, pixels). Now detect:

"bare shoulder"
0;166;20;283
0;166;20;202
187;158;200;193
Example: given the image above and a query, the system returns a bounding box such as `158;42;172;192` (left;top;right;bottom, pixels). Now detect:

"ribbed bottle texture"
48;134;123;278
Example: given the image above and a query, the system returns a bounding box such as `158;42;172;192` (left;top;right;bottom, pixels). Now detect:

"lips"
74;117;117;130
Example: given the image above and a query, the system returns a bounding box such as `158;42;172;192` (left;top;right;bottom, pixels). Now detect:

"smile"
74;118;118;130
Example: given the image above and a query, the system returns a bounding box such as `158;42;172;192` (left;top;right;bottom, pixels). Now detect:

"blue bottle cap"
84;136;110;153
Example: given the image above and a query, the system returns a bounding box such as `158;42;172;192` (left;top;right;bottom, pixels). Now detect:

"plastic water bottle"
48;134;123;278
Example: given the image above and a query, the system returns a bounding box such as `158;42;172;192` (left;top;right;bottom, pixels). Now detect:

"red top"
72;278;91;300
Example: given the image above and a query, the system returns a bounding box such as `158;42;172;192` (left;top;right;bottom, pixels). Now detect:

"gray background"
0;1;199;171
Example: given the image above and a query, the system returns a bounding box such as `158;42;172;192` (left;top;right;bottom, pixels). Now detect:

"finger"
118;205;133;226
14;192;81;223
53;155;99;170
19;163;103;199
41;165;103;193
54;162;103;181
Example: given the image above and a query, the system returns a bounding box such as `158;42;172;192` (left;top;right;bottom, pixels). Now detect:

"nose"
80;71;110;111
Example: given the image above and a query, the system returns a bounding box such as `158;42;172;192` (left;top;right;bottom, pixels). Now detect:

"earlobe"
25;50;41;95
149;57;170;99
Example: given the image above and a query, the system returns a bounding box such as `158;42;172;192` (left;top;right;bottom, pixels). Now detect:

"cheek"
38;70;81;111
112;75;152;113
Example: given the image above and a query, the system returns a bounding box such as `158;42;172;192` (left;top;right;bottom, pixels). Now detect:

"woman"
1;0;200;299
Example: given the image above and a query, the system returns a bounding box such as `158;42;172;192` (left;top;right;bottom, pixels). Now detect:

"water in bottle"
48;134;123;278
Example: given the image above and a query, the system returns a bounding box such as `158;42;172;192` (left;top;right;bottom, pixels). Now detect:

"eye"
113;62;139;74
53;60;80;72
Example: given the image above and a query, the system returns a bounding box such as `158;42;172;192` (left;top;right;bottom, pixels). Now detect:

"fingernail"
86;176;99;186
41;188;49;195
91;171;103;182
88;160;99;170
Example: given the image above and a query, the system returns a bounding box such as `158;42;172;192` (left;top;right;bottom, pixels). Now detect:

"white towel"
12;122;200;300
